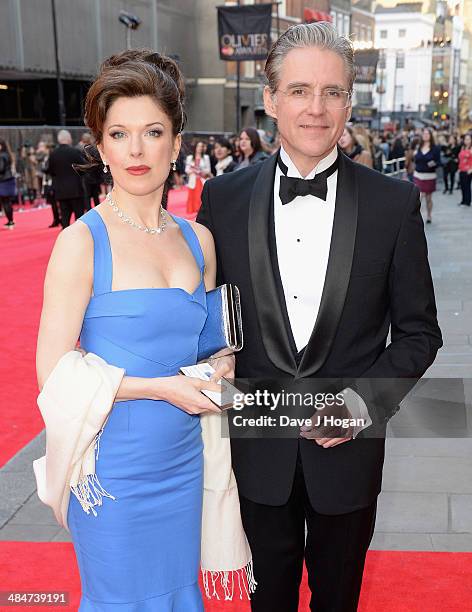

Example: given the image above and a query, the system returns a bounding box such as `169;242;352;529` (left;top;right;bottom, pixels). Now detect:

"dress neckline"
85;208;204;296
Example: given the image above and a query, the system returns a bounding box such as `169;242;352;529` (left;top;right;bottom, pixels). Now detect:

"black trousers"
240;451;377;612
84;183;101;211
59;197;85;228
443;167;456;192
460;171;471;206
0;196;13;223
45;191;61;225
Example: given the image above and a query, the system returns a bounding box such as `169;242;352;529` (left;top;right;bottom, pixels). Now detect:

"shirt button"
297;238;301;243
294;296;298;299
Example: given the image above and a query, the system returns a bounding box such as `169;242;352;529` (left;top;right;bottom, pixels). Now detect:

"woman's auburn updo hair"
85;49;186;144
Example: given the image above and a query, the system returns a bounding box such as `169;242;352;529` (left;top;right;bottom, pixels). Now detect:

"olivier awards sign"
217;4;272;61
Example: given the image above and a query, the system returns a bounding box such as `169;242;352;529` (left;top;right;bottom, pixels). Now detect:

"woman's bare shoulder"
188;220;214;249
47;220;94;283
52;219;93;256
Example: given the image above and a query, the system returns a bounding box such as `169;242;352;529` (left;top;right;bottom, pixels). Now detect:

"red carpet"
0;543;471;611
0;208;60;467
0;189;193;468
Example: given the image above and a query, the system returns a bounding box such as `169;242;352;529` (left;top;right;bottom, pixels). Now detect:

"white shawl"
33;350;256;601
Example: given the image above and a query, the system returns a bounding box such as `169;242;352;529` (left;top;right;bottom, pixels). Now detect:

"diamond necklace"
106;191;168;235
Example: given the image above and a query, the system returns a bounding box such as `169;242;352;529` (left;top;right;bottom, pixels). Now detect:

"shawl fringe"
201;559;257;601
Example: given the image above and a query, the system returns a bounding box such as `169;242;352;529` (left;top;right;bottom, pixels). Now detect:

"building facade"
373;6;436;125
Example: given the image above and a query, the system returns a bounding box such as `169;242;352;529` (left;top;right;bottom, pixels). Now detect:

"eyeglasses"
277;86;352;110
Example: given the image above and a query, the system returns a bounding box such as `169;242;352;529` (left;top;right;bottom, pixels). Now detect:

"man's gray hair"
265;22;355;94
57;129;72;145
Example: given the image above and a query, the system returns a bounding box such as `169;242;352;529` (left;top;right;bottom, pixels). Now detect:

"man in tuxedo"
197;22;441;612
47;130;85;228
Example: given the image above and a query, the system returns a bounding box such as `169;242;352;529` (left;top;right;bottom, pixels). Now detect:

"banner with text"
355;49;380;84
217;4;272;61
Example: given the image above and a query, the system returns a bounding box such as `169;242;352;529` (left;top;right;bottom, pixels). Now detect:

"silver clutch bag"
197;284;243;361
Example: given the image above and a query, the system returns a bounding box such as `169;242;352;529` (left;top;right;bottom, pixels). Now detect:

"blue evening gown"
68;208;206;610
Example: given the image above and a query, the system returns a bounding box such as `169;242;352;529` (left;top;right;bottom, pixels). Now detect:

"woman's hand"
153;375;222;415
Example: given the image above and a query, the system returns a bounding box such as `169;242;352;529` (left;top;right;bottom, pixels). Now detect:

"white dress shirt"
273;145;371;436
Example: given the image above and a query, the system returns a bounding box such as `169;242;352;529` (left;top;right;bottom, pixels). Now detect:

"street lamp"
119;10;141;50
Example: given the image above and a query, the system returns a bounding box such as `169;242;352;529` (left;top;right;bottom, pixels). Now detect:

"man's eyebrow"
285;82;346;90
285;82;311;88
107;122;165;129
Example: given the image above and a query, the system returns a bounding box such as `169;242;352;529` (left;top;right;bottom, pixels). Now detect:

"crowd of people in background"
1;121;472;229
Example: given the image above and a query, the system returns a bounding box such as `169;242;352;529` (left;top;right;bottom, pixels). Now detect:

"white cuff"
342;387;372;438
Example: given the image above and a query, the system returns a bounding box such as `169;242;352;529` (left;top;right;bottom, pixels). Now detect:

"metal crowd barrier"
383;157;406;178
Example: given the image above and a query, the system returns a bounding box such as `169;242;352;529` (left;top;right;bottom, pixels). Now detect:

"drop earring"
103;162;108;174
171;160;177;171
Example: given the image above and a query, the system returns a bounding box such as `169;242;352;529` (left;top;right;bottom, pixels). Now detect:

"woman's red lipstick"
126;165;151;175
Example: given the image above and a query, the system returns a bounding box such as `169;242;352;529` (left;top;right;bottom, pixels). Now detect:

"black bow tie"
278;156;338;205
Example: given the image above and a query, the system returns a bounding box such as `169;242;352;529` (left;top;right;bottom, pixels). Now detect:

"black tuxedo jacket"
47;145;84;200
197;151;442;514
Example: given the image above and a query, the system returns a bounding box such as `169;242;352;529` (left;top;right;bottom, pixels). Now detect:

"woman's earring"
103;162;108;174
171;160;177;171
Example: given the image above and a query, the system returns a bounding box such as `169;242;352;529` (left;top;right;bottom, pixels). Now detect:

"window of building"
399;29;406;38
396;52;405;68
379;53;386;69
380;30;387;39
356;90;373;106
337;13;343;35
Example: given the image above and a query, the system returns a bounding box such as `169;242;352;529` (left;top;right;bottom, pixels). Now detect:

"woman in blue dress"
36;50;234;610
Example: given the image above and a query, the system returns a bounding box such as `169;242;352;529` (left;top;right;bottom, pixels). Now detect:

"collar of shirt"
279;145;338;180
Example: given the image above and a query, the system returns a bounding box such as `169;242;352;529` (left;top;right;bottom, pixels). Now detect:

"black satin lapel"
248;154;297;376
297;152;358;379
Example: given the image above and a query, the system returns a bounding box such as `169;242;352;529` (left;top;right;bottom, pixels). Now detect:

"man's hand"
209;353;235;383
300;401;354;449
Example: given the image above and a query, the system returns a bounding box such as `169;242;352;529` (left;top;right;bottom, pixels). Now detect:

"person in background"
370;134;384;173
23;145;39;204
230;134;241;161
77;132;93;151
0;139;17;228
458;133;472;207
171;148;186;191
77;132;102;210
257;129;274;156
442;134;460;195
388;135;405;171
235;127;269;170
185;140;211;214
35;141;49;199
46;130;85;228
82;160;104;211
41;143;61;228
413;128;441;224
404;138;419;183
379;133;390;160
214;137;237;176
207;135;217;176
338;126;373;168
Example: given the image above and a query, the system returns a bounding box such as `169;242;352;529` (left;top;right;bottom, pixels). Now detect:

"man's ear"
345;103;352;124
263;85;277;120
